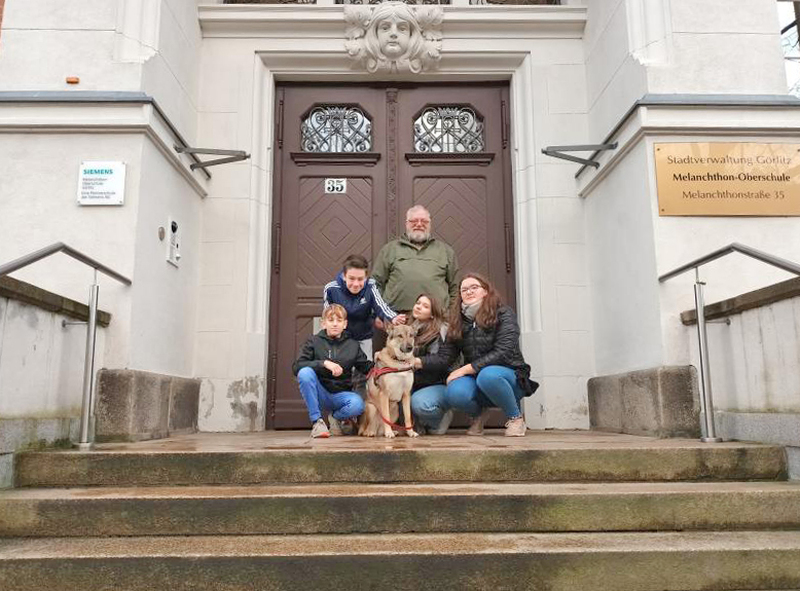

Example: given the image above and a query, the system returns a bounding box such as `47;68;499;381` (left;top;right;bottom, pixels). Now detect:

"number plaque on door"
324;178;347;194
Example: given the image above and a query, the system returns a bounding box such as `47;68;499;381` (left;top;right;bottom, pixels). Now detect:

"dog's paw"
407;429;419;438
383;430;396;439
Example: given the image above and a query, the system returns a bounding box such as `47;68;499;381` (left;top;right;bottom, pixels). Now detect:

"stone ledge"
715;410;800;447
95;369;200;442
0;454;12;490
0;418;77;454
588;365;701;438
681;276;800;325
0;276;111;327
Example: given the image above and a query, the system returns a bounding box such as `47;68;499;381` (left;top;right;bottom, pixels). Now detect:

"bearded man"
372;205;459;316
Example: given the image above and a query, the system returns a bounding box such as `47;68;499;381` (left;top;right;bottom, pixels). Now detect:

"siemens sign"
77;161;126;206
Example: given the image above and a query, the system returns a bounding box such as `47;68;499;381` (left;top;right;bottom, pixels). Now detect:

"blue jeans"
445;365;525;420
411;385;448;430
296;367;365;423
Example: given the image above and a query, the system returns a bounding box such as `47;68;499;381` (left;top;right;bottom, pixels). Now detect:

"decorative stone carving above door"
344;1;443;73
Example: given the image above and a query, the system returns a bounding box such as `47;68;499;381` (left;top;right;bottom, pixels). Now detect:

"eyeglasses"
406;218;430;226
460;284;484;295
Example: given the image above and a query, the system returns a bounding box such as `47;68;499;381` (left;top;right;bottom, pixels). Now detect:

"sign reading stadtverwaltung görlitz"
77;161;126;206
654;143;800;216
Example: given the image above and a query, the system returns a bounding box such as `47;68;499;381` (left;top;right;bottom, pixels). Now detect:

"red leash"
366;365;415;431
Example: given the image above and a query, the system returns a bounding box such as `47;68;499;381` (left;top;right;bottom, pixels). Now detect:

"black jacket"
412;329;457;392
452;305;538;396
292;331;373;393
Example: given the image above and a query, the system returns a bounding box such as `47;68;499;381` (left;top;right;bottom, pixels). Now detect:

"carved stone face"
344;1;443;74
376;15;411;59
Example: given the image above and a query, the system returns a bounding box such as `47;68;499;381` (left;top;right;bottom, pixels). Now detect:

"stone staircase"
1;431;799;590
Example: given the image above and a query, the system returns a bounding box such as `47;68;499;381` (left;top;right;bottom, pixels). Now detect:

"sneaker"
466;408;492;436
328;415;343;436
329;416;356;436
504;416;527;437
311;418;330;438
429;409;454;436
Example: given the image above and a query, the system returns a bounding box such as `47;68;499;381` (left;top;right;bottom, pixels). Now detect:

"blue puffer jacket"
323;273;397;340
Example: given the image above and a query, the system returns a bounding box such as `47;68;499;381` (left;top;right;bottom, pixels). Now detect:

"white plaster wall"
526;51;592;429
129;139;202;377
584;0;647;142
584;140;663;375
0;133;141;369
142;0;204;144
0;0;205;381
195;39;272;431
0;295;106;418
693;296;800;414
0;0;140;91
648;0;786;96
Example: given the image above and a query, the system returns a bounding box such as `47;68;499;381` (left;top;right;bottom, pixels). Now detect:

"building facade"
1;0;799;446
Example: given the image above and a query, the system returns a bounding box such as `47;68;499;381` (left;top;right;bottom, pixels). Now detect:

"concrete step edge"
3;531;800;558
3;480;800;499
14;445;789;487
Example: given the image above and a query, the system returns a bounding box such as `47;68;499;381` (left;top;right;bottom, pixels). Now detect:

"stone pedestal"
95;369;200;442
588;365;701;438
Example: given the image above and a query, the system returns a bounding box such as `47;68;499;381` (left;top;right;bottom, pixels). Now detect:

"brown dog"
358;324;418;438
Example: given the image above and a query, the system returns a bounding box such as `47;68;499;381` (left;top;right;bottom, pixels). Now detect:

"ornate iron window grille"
414;106;485;153
301;106;373;153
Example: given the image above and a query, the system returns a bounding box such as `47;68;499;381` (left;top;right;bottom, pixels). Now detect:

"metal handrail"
0;242;131;285
0;242;131;450
658;242;800;283
659;243;800;443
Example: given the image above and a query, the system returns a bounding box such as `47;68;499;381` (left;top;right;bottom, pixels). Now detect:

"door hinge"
273;223;282;274
501;99;509;149
267;352;278;421
276;90;285;150
504;223;512;273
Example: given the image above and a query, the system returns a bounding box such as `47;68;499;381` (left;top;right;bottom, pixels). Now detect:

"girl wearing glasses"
444;273;539;437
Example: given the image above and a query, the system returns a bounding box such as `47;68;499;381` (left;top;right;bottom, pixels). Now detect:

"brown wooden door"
397;85;515;307
268;83;515;429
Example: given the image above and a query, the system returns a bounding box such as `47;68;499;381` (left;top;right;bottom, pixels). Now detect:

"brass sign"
654;143;800;216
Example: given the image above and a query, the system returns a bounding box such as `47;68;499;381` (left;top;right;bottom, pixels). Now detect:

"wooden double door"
267;83;516;429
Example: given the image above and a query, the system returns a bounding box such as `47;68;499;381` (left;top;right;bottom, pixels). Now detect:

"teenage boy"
293;304;371;438
323;254;406;358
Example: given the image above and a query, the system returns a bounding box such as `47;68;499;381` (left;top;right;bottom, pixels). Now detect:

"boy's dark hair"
342;254;369;274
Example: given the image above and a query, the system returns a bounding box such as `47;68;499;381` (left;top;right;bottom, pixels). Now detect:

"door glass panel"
301;105;372;152
413;106;484;153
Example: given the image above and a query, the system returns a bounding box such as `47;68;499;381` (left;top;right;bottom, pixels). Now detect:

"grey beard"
408;230;430;244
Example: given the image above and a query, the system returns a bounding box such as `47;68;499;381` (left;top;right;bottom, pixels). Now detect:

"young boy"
292;304;372;438
323;254;406;358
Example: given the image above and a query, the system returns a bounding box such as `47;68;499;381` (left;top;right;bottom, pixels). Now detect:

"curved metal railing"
0;243;131;450
659;243;800;442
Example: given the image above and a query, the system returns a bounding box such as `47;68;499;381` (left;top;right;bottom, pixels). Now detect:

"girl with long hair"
408;294;455;434
444;273;538;437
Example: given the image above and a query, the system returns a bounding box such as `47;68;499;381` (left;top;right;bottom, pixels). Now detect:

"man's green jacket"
372;235;459;311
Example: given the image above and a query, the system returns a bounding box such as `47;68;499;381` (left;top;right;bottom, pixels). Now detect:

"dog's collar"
367;366;413;381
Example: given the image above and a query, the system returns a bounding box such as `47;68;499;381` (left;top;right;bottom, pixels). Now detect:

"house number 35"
324;178;347;194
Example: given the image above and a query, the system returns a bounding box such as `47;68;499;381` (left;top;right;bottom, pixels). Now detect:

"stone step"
2;481;800;537
1;531;800;590
14;442;787;487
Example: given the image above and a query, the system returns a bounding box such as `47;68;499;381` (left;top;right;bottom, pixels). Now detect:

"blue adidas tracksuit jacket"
323;273;397;341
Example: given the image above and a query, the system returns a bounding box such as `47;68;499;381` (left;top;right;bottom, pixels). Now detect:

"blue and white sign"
78;161;126;206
